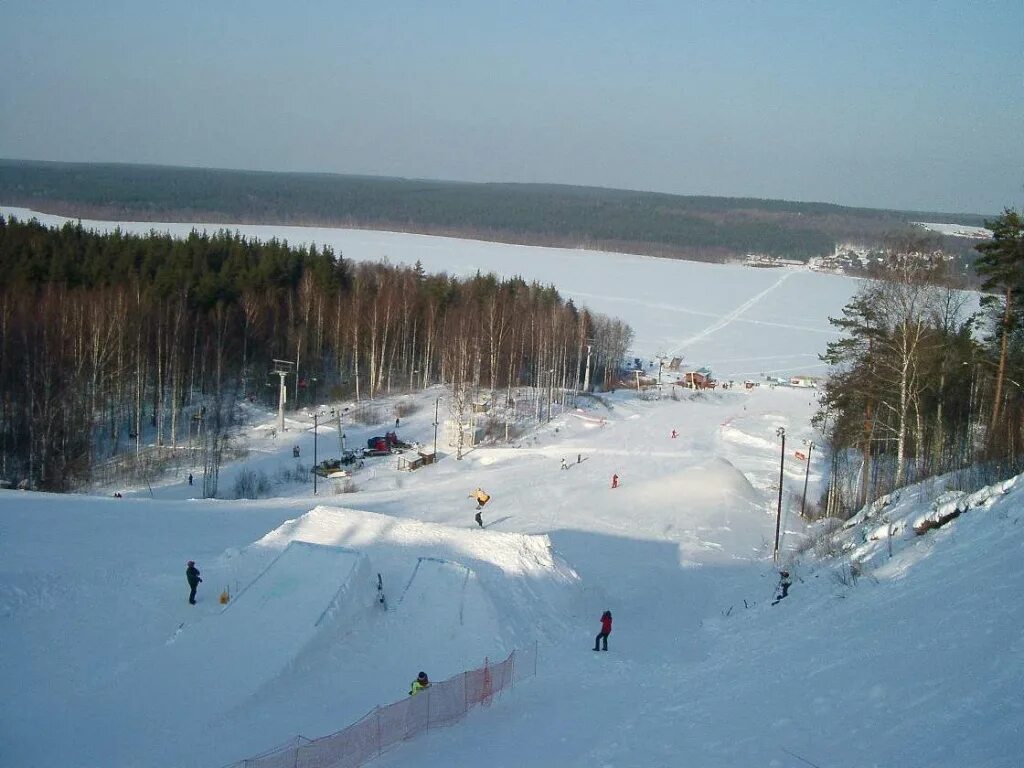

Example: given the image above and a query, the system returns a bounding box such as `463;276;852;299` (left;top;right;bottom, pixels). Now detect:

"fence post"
376;706;382;757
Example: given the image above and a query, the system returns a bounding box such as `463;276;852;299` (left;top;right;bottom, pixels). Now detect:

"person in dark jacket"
771;570;792;605
593;610;612;651
186;560;202;605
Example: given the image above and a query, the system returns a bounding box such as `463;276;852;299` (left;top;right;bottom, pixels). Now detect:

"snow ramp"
156;541;375;712
395;557;498;638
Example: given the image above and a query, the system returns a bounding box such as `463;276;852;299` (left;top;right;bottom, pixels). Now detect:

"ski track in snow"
568;285;836;338
668;270;793;355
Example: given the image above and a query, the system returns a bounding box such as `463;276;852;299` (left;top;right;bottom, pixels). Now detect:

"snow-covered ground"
1;212;1021;767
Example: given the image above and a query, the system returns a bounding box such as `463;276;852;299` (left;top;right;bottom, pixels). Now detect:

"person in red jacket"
593;610;612;651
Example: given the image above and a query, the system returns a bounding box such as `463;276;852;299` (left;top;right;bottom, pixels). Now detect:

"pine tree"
974;209;1024;436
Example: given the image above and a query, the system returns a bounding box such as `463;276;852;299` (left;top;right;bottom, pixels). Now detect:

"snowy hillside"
914;221;992;239
1;215;1020;768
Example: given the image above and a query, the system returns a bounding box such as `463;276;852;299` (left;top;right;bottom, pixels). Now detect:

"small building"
789;375;820;388
682;368;715;389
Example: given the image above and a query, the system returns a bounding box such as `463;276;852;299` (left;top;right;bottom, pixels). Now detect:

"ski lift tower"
271;359;295;433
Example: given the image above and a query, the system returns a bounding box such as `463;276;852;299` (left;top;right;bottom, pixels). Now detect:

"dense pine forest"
0;216;631;492
814;210;1024;517
0;159;986;264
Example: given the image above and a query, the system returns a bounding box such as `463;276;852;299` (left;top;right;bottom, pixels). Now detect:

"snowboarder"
771;570;792;605
186;560;202;605
560;457;568;470
409;671;431;696
611;473;619;489
470;488;490;527
593;610;612;651
671;429;678;439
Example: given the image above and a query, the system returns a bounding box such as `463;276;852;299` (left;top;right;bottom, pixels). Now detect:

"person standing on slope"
409;671;431;695
186;560;202;605
469;488;490;527
593;610;612;651
611;473;619;489
771;570;792;605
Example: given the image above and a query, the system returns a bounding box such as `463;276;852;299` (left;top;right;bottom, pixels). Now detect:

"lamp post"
800;440;814;517
774;427;786;562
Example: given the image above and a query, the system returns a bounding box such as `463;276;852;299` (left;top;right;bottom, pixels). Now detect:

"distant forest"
0;216;632;491
0;159;987;264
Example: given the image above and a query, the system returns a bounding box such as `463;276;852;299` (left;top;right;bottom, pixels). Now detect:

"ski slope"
1;213;1019;768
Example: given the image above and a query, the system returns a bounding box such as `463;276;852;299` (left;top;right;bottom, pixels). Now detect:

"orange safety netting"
232;645;537;768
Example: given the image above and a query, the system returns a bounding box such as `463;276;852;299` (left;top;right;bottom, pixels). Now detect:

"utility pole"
800;441;814;517
547;369;554;422
338;406;348;453
313;411;319;496
774;427;786;562
433;396;440;459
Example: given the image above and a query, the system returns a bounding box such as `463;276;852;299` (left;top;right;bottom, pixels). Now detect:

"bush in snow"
233;469;270;499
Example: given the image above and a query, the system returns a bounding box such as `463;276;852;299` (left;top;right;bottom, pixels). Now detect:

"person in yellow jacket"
409;671;430;696
469;488;490;527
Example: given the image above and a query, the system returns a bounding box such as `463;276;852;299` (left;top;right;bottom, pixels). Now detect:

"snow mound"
247;506;580;646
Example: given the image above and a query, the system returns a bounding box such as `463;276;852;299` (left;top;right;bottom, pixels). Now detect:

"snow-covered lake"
1;206;864;378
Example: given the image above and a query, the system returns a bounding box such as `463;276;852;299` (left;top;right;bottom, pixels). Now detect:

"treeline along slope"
0;215;631;490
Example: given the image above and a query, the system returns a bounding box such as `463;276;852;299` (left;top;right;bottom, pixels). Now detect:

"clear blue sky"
1;1;1021;214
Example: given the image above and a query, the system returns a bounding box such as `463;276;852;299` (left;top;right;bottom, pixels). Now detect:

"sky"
2;214;1023;766
1;1;1022;214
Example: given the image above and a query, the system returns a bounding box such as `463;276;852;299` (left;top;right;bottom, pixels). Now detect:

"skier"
395;417;400;428
671;429;678;439
611;473;619;489
293;445;300;458
593;610;612;651
188;472;193;486
409;671;431;696
771;570;792;605
186;560;202;605
560;457;568;470
469;488;491;527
